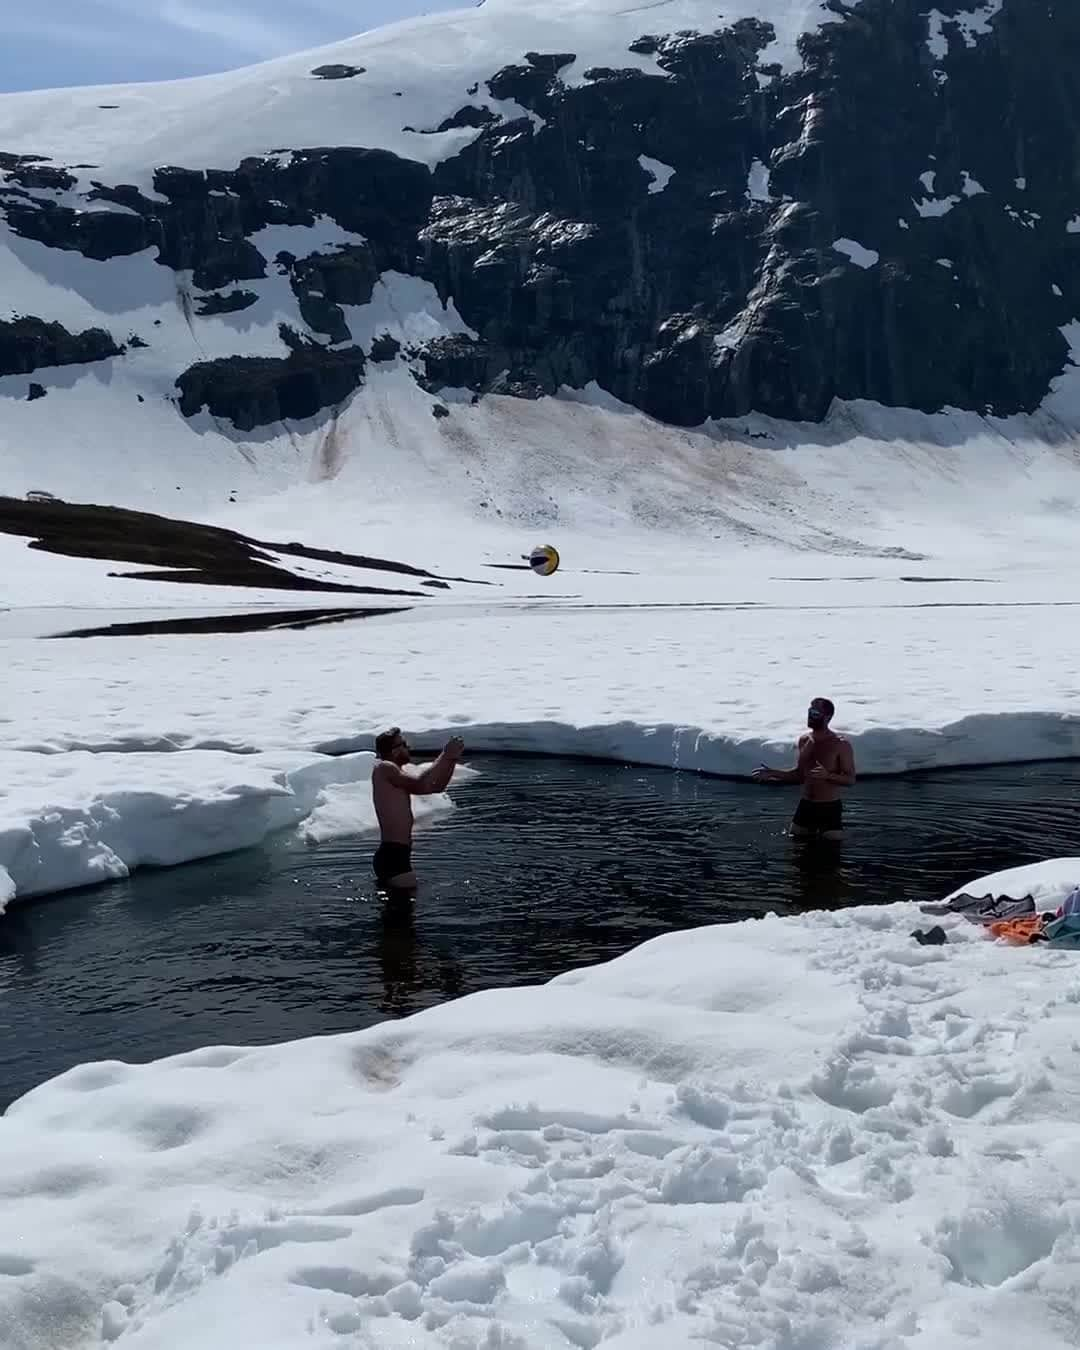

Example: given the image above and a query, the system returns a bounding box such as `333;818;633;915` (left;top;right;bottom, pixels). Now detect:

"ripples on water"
2;756;1079;1108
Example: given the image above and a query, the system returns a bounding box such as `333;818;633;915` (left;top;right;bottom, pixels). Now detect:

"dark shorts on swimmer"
792;799;844;835
373;841;413;885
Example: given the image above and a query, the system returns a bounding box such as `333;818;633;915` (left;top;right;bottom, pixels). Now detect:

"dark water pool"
3;755;1080;1109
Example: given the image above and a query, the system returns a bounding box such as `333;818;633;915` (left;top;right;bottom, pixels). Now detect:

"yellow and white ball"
528;544;560;576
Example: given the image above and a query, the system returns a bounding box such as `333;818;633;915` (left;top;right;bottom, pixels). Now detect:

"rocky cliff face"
2;0;1077;432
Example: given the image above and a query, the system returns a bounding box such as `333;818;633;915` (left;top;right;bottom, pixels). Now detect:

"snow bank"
0;747;473;903
8;600;1080;770
320;711;1080;778
0;750;391;901
3;860;1080;1349
946;857;1080;907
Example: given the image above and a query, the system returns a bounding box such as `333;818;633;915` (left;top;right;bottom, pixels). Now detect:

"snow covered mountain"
2;0;1078;524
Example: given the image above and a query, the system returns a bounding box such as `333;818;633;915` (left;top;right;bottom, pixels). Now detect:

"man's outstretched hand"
751;766;773;783
445;735;465;759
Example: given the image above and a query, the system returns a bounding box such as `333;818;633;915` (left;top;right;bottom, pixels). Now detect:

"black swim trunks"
373;841;413;885
792;799;844;835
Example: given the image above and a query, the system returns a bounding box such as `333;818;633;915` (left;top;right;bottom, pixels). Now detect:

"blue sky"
0;1;469;93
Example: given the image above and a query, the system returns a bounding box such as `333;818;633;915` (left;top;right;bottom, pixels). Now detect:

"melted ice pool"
3;755;1080;1107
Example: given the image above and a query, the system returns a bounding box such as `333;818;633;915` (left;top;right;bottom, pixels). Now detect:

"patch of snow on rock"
341;271;476;350
248;217;366;264
832;238;879;269
915;194;960;218
638;155;675;195
747;158;772;202
927;2;1003;63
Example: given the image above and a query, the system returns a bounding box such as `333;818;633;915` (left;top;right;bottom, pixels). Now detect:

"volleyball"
527;544;560;576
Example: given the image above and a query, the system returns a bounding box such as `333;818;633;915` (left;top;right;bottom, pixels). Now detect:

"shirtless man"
751;697;856;840
371;728;464;892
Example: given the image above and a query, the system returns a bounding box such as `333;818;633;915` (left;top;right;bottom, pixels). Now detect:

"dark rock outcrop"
437;106;500;133
415;334;506;394
370;333;401;362
176;339;366;431
2;200;153;261
412;4;1080;422
2;0;1078;428
288;243;379;342
0;318;122;377
7;163;75;191
194;290;259;317
311;64;365;80
0;495;435;596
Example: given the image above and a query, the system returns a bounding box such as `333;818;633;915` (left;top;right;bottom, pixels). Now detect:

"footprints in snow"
93;932;1079;1345
935;1186;1069;1287
109;1205;405;1339
291;1265;397;1298
308;1185;425;1217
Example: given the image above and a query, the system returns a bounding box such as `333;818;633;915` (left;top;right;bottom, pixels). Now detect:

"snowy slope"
3;861;1080;1350
0;0;828;183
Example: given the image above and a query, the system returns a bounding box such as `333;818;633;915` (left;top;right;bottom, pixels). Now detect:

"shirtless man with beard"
371;728;464;892
752;697;856;841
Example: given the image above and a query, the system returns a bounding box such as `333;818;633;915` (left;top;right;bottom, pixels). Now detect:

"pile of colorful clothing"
916;884;1080;947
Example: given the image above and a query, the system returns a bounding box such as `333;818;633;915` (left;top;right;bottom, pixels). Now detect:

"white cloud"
160;0;310;54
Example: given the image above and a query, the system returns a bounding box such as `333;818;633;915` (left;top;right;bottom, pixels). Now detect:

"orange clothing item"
988;916;1046;945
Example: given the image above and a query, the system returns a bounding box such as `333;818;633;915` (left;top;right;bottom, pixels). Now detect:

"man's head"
807;696;835;730
375;726;411;765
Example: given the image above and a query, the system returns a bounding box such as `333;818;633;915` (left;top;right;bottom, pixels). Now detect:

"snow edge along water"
2;708;1080;909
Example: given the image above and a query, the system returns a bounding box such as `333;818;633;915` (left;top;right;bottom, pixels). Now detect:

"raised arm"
378;737;464;795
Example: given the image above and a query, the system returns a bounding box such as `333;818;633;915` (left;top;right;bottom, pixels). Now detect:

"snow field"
2;860;1080;1349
